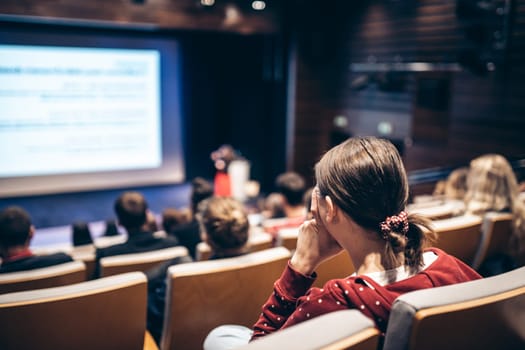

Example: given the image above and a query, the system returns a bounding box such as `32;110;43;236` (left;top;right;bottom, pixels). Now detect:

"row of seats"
238;265;525;350
1;253;523;349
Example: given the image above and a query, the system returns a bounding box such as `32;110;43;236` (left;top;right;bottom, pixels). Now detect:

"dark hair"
190;177;214;216
315;136;434;268
72;221;93;246
198;197;249;252
0;206;32;247
275;172;306;206
114;191;148;230
162;208;191;233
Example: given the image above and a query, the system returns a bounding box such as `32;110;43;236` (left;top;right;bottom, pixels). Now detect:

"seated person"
262;172;308;236
204;137;482;349
0;206;73;273
94;191;179;277
166;177;214;259
146;196;249;344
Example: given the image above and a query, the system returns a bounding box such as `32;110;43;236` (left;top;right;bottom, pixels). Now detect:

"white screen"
0;45;162;176
0;30;185;197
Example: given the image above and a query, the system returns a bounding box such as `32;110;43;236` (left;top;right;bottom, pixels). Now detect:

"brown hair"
315;136;434;268
198;197;249;253
444;166;469;200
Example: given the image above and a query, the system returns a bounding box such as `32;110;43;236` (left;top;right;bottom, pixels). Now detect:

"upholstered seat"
235;310;380;350
160;246;291;350
0;260;86;294
382;266;525;350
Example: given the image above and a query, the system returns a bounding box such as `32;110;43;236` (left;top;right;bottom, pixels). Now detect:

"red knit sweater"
251;248;482;339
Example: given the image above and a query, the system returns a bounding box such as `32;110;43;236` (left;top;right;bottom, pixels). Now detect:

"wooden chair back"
236;310;380;350
383;266;525;350
0;261;86;294
160;247;291;350
472;212;514;269
196;232;273;261
0;272;149;350
430;215;483;266
100;246;190;277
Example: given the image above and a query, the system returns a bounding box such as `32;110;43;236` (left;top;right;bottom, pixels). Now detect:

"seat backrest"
195;232;273;261
0;260;86;294
100;246;190;277
314;251;356;288
383;266;525;350
276;227;300;251
472;212;514;269
429;215;483;266
160;246;291;350
236;310;380;350
407;199;465;220
0;271;148;350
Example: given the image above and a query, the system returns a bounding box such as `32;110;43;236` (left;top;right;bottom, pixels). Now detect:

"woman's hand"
290;188;342;276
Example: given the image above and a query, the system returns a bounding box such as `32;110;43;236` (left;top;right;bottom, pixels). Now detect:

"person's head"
71;221;93;246
190;177;214;217
314;136;434;268
114;191;148;232
465;154;519;214
197;196;249;256
0;206;34;256
262;192;286;219
275;172;306;207
444;167;469;200
162;207;191;233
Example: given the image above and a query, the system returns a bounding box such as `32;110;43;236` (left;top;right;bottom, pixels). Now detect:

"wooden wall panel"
290;0;525;194
0;0;281;34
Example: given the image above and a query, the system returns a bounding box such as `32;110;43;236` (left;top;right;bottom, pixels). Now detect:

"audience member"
166;177;214;259
444;166;469;200
198;196;250;259
71;221;93;246
94;191;179;277
260;192;286;219
204;136;481;349
262;172;308;236
464;153;525;274
0;206;73;273
161;207;191;233
146;196;249;344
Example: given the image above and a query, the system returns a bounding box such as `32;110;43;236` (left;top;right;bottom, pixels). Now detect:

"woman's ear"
324;196;339;224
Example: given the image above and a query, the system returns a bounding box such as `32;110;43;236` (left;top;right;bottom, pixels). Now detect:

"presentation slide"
0;27;186;198
0;45;161;177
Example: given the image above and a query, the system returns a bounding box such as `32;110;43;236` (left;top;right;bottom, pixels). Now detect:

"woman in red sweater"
204;136;481;349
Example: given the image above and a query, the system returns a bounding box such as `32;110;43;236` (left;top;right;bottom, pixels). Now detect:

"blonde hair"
444;167;469;200
465;154;525;257
198;197;249;253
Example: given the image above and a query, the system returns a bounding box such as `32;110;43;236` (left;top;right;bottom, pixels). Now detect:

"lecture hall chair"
235;309;380;350
0;271;157;350
429;214;483;267
382;266;525;350
471;211;515;270
195;232;273;261
99;246;190;277
0;260;86;294
160;246;292;350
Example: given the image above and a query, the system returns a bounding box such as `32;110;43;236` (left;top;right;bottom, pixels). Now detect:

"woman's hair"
314;136;435;268
444;166;469;200
465;154;525;257
197;197;249;253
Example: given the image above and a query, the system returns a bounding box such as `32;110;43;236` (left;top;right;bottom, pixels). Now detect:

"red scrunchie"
380;211;409;239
